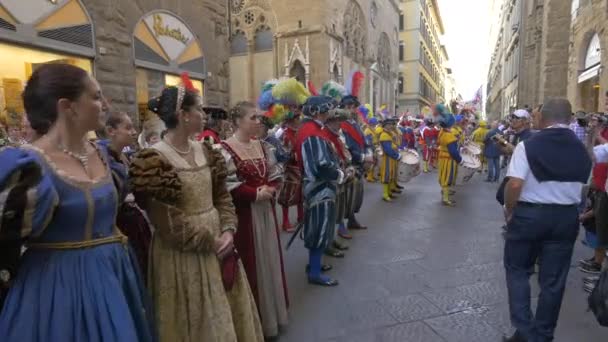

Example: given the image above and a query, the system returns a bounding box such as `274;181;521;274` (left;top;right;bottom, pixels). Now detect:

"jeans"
504;204;579;342
487;157;500;181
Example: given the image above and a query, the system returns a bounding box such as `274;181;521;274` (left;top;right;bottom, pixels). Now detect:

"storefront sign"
152;14;189;44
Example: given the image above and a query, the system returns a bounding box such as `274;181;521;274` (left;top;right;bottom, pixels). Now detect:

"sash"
340;121;365;148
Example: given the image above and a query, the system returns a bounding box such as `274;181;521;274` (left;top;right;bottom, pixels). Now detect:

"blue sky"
437;0;490;101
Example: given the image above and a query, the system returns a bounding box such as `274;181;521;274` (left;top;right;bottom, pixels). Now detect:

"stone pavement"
277;171;606;341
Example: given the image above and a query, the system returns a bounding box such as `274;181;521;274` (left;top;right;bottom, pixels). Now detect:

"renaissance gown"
0;144;154;342
219;138;289;338
98;140;152;281
130;140;263;342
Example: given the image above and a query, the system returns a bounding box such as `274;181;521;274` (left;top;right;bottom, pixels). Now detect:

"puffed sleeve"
0;147;58;241
203;143;238;233
129;149;217;252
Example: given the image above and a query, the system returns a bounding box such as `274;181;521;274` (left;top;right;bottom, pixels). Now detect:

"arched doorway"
290;60;306;84
332;64;339;82
578;33;601;112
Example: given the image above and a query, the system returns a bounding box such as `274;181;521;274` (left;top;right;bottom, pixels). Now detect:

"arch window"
254;25;273;52
231;30;248;55
343;0;367;63
289;60;306;84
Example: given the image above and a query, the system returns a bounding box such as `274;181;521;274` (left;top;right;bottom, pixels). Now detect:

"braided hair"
147;87;199;129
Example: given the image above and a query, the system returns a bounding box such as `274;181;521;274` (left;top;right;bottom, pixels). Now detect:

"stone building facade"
486;0;582;119
397;0;447;115
567;0;607;113
0;0;230;130
228;0;400;112
486;0;523;121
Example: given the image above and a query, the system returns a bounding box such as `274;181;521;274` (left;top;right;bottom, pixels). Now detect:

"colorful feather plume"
180;72;197;92
357;103;373;123
307;81;319;96
271;78;311;106
258;90;276;111
265;104;287;125
262;79;279;93
320;81;347;102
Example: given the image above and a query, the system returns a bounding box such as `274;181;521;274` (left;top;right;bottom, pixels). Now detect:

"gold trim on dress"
21;187;37;237
27;233;128;250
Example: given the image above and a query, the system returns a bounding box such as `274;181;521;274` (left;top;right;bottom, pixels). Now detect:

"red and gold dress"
220;138;289;338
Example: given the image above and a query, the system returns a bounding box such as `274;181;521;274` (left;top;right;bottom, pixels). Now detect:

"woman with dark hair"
130;86;263;341
98;112;152;280
0;64;154;341
219;101;288;338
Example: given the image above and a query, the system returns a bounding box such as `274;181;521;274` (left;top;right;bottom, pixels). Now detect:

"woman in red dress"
219;101;289;339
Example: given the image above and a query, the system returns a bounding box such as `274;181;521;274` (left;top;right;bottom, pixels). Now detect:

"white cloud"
437;0;491;100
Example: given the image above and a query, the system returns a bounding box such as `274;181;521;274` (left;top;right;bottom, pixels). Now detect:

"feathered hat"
320;81;347;103
434;103;455;128
357;103;373;123
303;96;335;117
272;78;311;106
341;71;365;107
257;79;293;124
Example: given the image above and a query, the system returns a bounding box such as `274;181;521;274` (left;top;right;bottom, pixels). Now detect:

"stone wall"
538;0;570;100
82;0;230;117
567;0;608;112
517;0;544;108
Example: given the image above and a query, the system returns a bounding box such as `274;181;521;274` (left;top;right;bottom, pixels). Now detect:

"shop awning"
578;64;600;83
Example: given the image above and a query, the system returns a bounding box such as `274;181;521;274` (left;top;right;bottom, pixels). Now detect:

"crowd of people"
0;63;428;341
2;63;607;342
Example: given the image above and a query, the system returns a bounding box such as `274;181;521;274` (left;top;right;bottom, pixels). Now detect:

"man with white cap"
502;98;592;342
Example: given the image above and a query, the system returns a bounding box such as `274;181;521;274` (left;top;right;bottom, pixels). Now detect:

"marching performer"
420;119;433;173
259;79;308;232
364;117;380;182
196;106;227;144
295;96;345;286
472;120;489;172
436;105;463;206
340;92;371;231
430;122;440;169
379;118;402;201
389;121;405;192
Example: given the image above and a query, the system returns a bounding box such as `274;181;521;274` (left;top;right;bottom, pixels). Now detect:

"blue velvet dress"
0;145;154;342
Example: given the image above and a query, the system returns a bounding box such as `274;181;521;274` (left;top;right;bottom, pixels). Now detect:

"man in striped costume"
295;96;346;287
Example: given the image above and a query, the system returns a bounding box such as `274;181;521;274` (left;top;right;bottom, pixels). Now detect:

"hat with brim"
303;96;335;117
340;95;360;108
512;109;531;120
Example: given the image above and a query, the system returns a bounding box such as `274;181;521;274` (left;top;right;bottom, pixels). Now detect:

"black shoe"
333;240;349;250
584;281;596;293
305;264;333;273
308;276;339;287
584;275;600;284
503;331;527;342
579;261;602;274
579;256;596;268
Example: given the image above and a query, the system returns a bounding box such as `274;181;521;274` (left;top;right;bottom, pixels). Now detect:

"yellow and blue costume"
389;126;404;192
435;106;463;206
374;124;384;179
379;120;401;201
472;121;488;170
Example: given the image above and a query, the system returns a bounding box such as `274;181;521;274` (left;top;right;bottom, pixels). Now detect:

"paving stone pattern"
277;171;606;341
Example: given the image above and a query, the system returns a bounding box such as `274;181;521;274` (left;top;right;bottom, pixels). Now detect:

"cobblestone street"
279;172;605;341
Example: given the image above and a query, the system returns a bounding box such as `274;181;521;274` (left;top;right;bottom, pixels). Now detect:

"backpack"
588;268;608;326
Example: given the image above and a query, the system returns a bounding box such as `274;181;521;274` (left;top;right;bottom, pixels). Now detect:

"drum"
456;153;481;184
398;149;421;183
462;141;481;155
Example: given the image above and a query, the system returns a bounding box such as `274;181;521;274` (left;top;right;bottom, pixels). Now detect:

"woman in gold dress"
130;84;264;342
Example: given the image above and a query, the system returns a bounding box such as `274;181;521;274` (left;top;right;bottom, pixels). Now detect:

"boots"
382;184;392;202
441;188;455;206
390;182;402;194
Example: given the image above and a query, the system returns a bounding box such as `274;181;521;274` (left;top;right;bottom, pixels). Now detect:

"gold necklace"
164;137;192;155
230;136;267;178
58;142;89;173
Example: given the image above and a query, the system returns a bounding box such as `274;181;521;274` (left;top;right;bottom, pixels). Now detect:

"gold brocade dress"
130;140;264;342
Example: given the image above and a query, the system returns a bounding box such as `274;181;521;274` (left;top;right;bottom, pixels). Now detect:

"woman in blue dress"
0;64;154;341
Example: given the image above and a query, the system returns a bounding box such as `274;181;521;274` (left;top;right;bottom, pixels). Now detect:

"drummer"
435;105;463;206
379;117;402;202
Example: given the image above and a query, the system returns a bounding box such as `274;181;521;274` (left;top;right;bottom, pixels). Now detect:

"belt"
26;234;129;250
517;201;578;209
